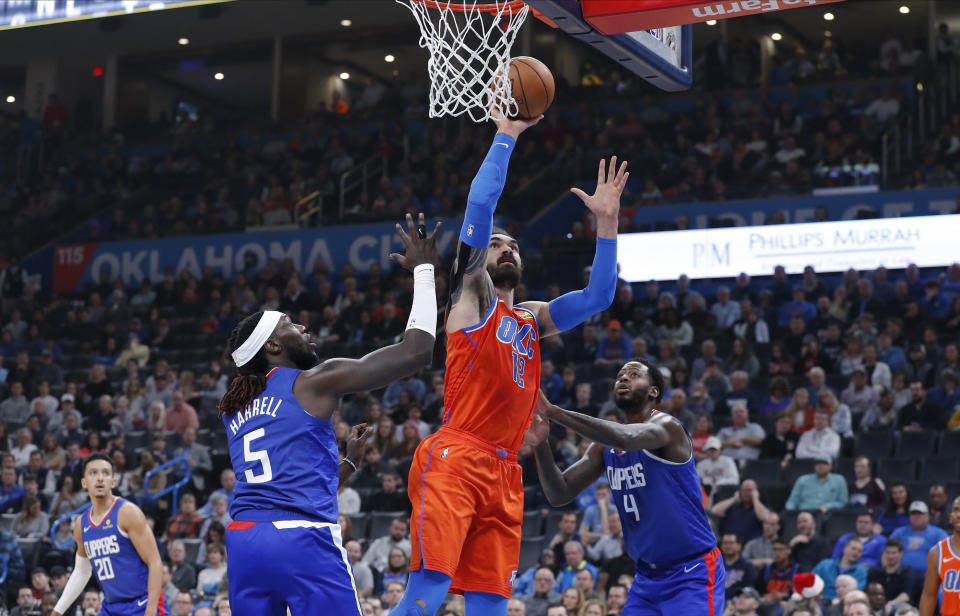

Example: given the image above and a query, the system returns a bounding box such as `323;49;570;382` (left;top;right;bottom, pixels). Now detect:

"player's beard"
288;342;319;370
489;263;521;289
615;386;647;412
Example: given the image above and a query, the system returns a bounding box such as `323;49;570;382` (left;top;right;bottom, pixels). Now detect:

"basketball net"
397;0;530;123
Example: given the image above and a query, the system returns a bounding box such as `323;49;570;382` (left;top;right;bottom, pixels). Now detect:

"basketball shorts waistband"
435;427;518;463
227;520;340;531
635;546;720;572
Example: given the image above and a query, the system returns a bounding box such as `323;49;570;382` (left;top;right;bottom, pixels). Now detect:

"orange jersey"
938;537;960;615
443;298;541;452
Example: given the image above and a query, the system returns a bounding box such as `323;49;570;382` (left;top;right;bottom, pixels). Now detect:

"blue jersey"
602;412;717;567
223;366;340;523
80;498;150;603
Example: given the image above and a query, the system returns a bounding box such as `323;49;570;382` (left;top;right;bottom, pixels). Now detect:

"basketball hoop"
397;0;530;123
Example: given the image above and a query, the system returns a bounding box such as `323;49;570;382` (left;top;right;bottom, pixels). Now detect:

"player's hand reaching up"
490;107;543;140
390;212;441;272
571;156;629;223
345;423;374;467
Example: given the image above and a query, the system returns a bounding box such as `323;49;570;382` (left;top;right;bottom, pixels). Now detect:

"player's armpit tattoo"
464;245;487;275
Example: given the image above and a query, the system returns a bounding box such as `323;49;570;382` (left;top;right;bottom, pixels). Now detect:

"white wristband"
406;264;437;337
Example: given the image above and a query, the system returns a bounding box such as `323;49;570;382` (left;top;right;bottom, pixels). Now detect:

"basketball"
508;56;555;120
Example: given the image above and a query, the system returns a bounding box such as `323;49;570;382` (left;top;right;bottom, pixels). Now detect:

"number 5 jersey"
223;366;340;524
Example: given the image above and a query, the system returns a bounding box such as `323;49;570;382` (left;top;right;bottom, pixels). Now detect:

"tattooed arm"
445;111;540;332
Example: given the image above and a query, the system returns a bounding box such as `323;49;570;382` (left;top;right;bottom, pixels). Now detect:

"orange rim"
410;0;528;14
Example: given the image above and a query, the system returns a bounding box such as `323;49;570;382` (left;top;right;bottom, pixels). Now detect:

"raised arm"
446;112;541;332
294;214;440;416
339;423;373;485
539;394;675;453
528;413;606;507
119;503;163;616
523;157;627;338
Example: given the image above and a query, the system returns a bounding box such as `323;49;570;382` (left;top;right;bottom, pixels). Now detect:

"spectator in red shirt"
42;94;66;135
164;391;199;432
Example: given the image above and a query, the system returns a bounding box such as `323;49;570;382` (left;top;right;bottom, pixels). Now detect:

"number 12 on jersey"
511;351;526;388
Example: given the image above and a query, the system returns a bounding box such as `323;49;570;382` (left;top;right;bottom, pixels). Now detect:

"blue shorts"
226;520;362;616
100;594;166;616
623;547;725;616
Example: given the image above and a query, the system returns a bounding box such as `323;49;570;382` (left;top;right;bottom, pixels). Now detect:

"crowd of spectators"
2;228;960;615
3;29;960;265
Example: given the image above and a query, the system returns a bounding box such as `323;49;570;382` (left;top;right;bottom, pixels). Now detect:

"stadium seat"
822;509;863;543
758;484;790;513
907;481;933;501
518;536;545;572
346;513;370;541
742;459;781;484
522;511;543;537
712;484;738;503
947;482;960;501
126;431;149;451
919;457;960;484
17;538;39;571
181;538;202;564
834;458;856;483
876;458;918;482
784;459;816;485
523;486;539;510
369;512;405;541
895;431;938;458
939;432;960;456
854;432;894;459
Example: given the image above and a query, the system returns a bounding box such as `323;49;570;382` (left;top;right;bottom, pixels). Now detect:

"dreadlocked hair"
218;311;271;418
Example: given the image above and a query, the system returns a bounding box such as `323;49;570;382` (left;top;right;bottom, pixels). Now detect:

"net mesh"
398;0;530;123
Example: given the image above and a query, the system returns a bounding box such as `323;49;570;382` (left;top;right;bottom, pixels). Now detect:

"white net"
398;0;530;123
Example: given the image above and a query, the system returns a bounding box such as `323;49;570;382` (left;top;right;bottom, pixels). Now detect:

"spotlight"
385;54;395;63
771;33;782;41
178;37;189;45
214;72;224;80
824;12;835;21
5;96;14;103
705;20;717;26
339;72;350;80
899;5;910;14
340;19;352;26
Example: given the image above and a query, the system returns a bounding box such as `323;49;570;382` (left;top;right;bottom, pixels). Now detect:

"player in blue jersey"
527;359;725;616
217;213;440;616
52;453;164;616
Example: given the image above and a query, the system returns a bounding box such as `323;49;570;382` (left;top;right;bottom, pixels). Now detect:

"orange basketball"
508;56;555;120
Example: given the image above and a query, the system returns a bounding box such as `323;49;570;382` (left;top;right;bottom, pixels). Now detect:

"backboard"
525;0;847;91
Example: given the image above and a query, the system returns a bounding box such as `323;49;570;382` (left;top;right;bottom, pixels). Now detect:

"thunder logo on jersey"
495;313;537;388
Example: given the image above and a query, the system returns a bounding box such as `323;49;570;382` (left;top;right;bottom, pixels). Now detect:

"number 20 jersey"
223;366;340;524
444;298;540;451
81;498;150;603
602;412;718;567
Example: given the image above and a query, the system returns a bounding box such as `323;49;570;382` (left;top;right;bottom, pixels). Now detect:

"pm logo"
692;242;730;269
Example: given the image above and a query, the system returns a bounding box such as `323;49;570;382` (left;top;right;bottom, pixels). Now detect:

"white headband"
232;311;283;367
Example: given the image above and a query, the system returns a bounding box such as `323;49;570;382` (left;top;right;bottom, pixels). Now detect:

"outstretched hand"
490;107;543;140
571;156;629;220
390;212;441;272
345;423;374;465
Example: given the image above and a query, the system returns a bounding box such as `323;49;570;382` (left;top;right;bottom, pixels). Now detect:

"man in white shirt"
696;436;740;490
717;405;766;462
10;428;37;468
29;380;58;419
796;408;841;461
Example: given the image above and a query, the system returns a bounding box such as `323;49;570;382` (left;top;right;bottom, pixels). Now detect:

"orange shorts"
406;427;524;597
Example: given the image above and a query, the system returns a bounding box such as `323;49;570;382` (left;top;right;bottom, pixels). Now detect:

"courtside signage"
617;214;960;281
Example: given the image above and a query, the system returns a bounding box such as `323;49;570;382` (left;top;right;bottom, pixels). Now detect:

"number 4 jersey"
602;412;718;567
443;298;540;451
81;498;150;603
223;366;340;524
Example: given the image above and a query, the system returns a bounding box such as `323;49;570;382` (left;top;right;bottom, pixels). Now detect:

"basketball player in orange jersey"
920;496;960;616
391;110;628;616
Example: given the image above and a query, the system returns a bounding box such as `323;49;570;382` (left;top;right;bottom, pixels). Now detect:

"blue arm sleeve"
547;237;618;332
459;134;516;249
